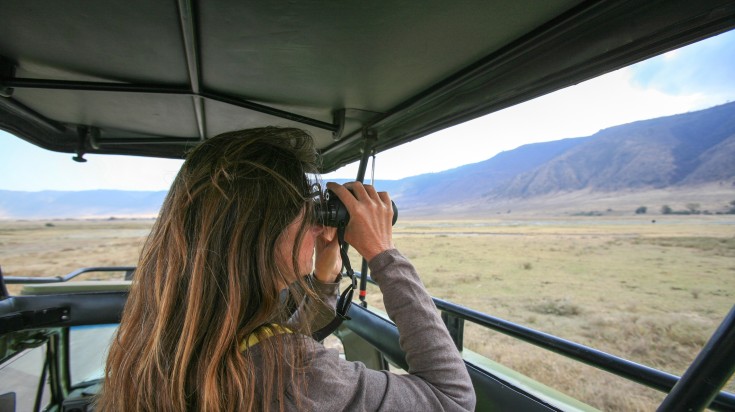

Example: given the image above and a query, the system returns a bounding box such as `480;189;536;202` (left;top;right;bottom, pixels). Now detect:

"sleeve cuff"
310;273;341;294
367;248;402;274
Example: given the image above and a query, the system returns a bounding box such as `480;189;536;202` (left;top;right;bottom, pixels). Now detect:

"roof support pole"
355;129;376;183
177;0;206;141
354;129;377;308
0;78;339;133
657;304;735;412
0;97;65;134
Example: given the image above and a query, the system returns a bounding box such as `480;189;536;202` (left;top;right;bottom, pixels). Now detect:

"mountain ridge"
2;102;734;219
0;189;167;220
489;102;735;198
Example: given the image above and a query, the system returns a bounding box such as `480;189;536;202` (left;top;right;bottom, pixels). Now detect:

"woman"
98;127;475;411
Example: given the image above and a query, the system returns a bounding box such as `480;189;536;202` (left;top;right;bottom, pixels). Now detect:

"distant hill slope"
0;190;167;219
488;102;735;198
381;102;735;214
378;136;591;207
2;103;734;219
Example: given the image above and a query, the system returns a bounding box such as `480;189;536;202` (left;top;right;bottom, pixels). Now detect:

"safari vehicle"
1;1;734;411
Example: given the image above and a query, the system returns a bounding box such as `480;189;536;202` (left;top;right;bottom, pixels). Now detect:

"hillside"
491;102;735;198
387;102;735;215
0;190;166;219
1;103;734;219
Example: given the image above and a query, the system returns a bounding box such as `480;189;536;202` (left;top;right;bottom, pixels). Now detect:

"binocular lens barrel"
314;189;398;227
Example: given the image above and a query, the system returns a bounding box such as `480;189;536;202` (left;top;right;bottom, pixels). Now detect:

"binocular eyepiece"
314;189;398;227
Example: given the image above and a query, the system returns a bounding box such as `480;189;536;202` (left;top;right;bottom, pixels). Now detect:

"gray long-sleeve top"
252;249;476;411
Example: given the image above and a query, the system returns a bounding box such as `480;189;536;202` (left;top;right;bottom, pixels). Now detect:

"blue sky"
1;30;734;191
631;31;735;97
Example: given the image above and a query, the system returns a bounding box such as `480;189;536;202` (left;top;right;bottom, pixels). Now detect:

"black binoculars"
314;189;398;227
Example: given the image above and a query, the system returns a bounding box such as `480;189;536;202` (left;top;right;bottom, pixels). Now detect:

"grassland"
0;219;153;294
1;216;733;411
360;215;735;411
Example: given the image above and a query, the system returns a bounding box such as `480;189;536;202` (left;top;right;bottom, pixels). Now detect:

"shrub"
528;299;581;316
635;206;647;214
661;205;672;215
572;211;604;216
685;203;701;214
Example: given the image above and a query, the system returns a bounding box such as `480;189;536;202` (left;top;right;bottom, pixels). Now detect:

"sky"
1;30;733;191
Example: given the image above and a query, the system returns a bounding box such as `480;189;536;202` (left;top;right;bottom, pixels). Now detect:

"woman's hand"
314;226;342;283
326;181;394;262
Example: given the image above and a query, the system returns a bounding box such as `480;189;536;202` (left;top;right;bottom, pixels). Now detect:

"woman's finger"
325;181;394;261
377;191;392;208
344;181;369;200
326;182;357;209
363;184;380;201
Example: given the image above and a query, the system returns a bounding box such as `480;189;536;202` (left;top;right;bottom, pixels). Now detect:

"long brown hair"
98;128;320;411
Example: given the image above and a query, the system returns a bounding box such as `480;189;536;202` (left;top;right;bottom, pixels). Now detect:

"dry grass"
0;219;152;294
2;215;734;411
359;215;735;411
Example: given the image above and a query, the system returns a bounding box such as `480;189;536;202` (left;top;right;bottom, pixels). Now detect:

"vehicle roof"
1;1;734;173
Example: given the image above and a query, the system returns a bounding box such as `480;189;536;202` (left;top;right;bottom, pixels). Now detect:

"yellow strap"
239;324;292;351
